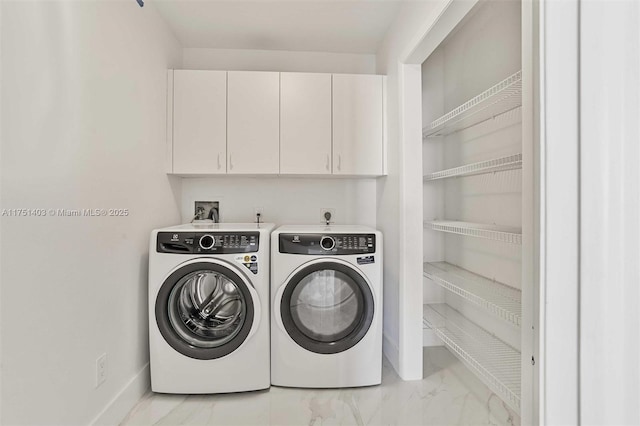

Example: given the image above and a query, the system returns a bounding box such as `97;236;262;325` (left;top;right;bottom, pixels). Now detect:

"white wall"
183;47;376;74
539;0;581;423
0;1;3;421
0;1;182;424
421;48;445;308
375;0;445;378
178;48;378;229
580;1;640;424
180;177;376;227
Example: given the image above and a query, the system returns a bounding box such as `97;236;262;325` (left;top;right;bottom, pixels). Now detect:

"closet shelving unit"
426;220;522;244
423;304;521;411
422;70;522;138
423;262;522;326
423;68;523;414
423;153;522;181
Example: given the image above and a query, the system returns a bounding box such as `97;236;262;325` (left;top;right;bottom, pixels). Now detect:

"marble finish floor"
121;347;519;426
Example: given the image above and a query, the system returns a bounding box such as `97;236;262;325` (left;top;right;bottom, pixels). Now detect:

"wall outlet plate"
194;201;220;222
96;353;107;388
254;207;264;223
320;208;335;224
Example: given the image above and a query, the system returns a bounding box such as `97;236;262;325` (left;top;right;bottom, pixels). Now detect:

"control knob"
320;236;335;251
199;234;215;250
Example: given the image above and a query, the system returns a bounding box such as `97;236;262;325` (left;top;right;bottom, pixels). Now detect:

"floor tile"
121;348;520;426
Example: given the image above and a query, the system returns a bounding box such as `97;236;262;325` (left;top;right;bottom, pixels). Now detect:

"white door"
276;260;375;354
227;71;280;174
154;258;260;359
280;73;332;175
173;70;227;174
332;74;383;176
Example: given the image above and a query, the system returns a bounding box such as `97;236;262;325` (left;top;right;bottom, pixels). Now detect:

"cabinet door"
280;73;332;174
227;71;280;174
172;70;227;174
332;74;383;176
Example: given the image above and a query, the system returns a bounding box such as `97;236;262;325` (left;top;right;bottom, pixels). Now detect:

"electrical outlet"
96;353;107;388
320;208;335;224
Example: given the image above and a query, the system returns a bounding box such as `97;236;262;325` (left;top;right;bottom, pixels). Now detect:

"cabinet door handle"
337;155;341;171
229;155;233;170
326;155;330;171
217;153;221;170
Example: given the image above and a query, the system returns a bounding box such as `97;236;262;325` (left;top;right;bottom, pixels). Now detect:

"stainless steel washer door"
156;260;255;360
280;261;374;354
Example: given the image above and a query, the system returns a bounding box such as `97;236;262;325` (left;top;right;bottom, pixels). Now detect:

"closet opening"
400;0;538;422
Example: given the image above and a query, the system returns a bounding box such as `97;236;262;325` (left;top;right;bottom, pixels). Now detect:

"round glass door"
156;261;255;360
280;262;374;354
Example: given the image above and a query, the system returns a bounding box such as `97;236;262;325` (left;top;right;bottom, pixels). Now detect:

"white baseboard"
382;332;400;375
91;363;150;426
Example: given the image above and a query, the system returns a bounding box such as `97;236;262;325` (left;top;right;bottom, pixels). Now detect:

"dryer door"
155;259;258;360
279;260;374;354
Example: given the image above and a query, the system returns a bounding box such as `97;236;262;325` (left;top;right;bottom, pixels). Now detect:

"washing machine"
271;225;383;388
149;222;274;394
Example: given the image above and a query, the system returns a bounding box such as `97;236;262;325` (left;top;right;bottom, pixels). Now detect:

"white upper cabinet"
280;73;332;175
168;70;385;177
332;74;384;176
227;71;280;174
172;70;227;174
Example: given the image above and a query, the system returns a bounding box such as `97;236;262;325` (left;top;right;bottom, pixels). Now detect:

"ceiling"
153;0;405;54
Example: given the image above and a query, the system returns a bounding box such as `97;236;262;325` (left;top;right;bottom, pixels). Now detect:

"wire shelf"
424;153;522;181
423;262;521;326
423;304;434;329
423;70;522;138
423;303;521;412
425;220;522;245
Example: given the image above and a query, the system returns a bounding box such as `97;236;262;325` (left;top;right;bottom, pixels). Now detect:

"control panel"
279;233;376;255
157;232;259;254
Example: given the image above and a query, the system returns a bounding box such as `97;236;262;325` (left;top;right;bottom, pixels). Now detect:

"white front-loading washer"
149;223;274;394
271;225;383;388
